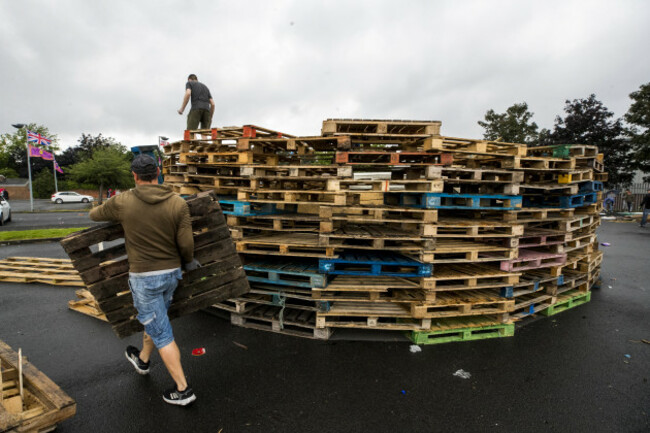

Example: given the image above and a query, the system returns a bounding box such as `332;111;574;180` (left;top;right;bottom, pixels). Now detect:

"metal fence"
605;183;650;211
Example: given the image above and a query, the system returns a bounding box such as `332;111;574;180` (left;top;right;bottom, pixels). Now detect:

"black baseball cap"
131;154;158;175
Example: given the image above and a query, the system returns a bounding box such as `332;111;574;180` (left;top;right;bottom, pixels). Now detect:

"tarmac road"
10;199;94;212
0;222;648;433
0;210;100;231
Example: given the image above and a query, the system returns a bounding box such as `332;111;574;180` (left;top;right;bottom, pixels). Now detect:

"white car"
0;197;11;225
51;191;94;204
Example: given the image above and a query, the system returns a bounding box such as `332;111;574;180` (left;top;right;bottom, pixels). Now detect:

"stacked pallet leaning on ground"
0;257;84;287
161;119;604;343
59;191;250;338
0;340;76;432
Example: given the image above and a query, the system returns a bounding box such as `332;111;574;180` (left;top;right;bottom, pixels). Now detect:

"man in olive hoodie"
89;154;199;406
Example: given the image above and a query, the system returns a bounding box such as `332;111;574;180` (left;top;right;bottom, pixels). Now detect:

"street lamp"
11;123;33;212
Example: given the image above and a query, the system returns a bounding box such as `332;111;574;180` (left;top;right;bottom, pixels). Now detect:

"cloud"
0;0;648;149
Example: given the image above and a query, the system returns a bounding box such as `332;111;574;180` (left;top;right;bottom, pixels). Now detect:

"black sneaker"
125;346;150;375
162;386;196;406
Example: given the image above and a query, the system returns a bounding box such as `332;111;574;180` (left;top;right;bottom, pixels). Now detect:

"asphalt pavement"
0;199;100;232
0;222;648;433
10;199;94;212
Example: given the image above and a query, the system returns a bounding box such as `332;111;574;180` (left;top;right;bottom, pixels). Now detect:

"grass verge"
0;227;88;241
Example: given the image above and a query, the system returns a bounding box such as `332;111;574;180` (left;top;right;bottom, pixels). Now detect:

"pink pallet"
500;249;567;272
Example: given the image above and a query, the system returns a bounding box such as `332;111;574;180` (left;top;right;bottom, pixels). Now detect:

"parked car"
0;197;11;225
51;191;94;204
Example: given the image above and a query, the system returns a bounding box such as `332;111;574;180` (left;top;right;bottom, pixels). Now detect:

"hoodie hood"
132;184;175;205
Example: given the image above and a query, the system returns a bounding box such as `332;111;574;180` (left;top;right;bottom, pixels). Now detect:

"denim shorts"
128;268;182;349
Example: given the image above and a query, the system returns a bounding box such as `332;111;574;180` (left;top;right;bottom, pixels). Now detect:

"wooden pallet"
322;118;442;136
526;144;598;159
319;253;432;277
319;205;438;233
511;292;555;319
408;317;515;345
230;304;331;340
318;225;435;251
0;257;84;287
59;192;249;338
500;249;567;272
68;289;108;322
312;275;420;301
519;228;569;248
415;240;517;264
421;263;520;292
244;260;327;288
335;151;453;166
540;290;591;316
393;193;523;210
422;136;526;156
515;157;576;171
236;233;340;258
409;291;514;319
236;189;384;206
0;340;76;432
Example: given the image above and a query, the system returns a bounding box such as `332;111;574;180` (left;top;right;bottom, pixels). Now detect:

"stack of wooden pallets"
162;119;604;343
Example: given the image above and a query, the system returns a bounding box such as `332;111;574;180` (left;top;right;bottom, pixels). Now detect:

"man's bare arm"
178;89;191;115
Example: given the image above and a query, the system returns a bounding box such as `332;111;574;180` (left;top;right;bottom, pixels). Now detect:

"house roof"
0;178;29;186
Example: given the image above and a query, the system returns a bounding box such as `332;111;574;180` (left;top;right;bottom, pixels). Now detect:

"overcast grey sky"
1;0;648;150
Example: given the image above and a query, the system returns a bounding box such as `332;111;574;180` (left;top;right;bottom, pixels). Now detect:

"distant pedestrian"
604;189;617;213
640;189;650;227
177;74;215;130
107;188;112;199
623;189;634;213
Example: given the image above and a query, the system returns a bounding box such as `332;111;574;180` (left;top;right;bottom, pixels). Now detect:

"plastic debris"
453;369;471;379
601;242;611;246
191;347;206;356
624;354;631;359
608;285;613;289
401;390;406;395
409;345;422;353
233;341;248;350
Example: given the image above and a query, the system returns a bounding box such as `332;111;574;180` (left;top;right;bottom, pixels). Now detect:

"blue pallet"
244;260;327;288
219;200;279;216
523;192;597;209
578;181;603;193
394;193;522;210
319;253;432;277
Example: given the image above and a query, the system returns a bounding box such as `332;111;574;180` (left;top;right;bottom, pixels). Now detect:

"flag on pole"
29;144;54;160
27;130;52;147
54;159;64;174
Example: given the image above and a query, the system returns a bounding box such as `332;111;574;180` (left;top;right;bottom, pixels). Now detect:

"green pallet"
540;291;591;316
552;144;571;159
408;323;515;345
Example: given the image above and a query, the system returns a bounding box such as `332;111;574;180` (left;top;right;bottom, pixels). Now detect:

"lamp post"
11;123;33;212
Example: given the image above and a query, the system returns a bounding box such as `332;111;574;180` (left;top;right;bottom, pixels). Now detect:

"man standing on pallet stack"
89;154;200;406
178;74;215;130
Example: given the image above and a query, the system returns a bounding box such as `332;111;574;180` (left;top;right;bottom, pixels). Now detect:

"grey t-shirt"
186;81;212;111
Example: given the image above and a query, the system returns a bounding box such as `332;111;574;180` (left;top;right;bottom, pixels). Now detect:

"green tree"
478;102;539;145
32;168;56;199
68;147;134;204
550;94;633;185
624;82;650;181
0;124;59;178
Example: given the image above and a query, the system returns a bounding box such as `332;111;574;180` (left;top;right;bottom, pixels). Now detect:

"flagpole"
25;128;34;212
53;158;59;193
